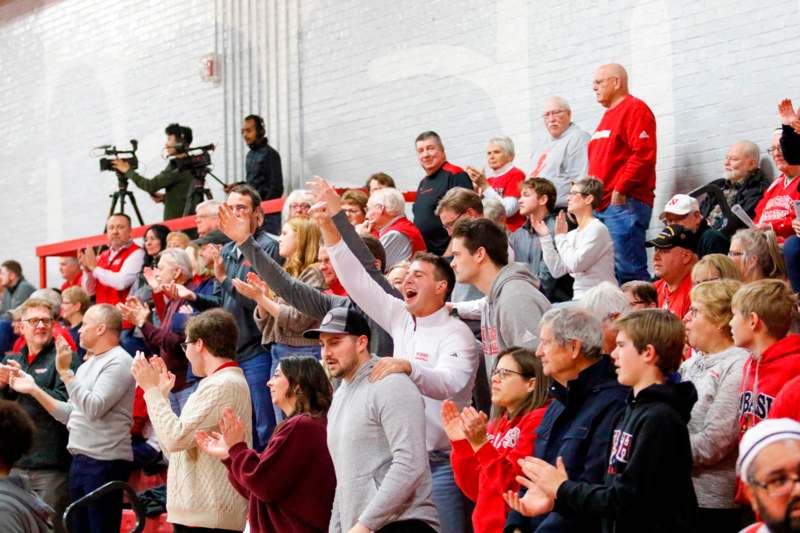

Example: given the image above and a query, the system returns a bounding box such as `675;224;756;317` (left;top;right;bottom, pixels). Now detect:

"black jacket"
695;219;729;257
411;162;472;255
0;340;82;471
246;138;284;234
505;356;628;533
700;169;771;236
555;380;699;533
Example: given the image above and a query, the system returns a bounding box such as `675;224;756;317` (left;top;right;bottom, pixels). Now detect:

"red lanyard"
211;361;238;374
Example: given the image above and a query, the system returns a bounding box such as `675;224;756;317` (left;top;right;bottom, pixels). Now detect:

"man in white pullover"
310;177;479;533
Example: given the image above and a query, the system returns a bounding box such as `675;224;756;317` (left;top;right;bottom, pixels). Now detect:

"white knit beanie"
737;418;800;483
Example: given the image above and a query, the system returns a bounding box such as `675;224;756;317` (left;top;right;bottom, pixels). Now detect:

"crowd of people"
2;61;800;533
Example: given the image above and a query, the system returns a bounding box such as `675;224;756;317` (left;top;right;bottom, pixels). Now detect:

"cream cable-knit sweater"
144;366;252;530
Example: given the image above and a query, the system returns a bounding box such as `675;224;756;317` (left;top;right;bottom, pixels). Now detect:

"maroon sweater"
222;414;336;532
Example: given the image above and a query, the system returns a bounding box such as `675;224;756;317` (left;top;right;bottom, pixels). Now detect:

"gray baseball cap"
303;307;371;340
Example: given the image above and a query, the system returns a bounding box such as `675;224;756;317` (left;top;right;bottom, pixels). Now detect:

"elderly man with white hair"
738;418;800;533
529;96;591;208
360;187;426;270
700;140;770;236
117;248;198;414
466;136;528;231
581;281;630;354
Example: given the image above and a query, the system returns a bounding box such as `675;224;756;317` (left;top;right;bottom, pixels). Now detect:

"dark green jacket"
125;164;195;220
1;340;82;471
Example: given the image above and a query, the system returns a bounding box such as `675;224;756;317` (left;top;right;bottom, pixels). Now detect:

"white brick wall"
0;0;797;285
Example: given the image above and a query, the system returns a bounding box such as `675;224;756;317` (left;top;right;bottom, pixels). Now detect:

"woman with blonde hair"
444;347;551;533
679;279;748;532
690;253;741;285
728;229;785;282
233;216;325;422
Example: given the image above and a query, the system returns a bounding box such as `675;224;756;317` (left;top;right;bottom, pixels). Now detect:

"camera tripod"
108;173;144;225
182;168;218;217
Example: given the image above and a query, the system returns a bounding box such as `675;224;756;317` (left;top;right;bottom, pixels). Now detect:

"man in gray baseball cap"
306;307;439;532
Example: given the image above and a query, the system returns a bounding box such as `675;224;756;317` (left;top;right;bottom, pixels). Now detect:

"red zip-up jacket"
588;95;657;210
450;404;549;533
735;334;800;503
754;174;800;240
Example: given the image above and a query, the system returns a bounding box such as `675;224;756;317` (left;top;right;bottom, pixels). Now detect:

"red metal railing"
34;191;417;287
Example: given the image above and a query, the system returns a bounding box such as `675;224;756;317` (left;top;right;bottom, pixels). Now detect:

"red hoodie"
754;174;800;240
450;404;549;533
769;373;800;421
735;334;800;502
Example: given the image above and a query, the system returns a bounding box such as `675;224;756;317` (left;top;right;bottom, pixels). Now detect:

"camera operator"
223;115;284;234
111;123;196;221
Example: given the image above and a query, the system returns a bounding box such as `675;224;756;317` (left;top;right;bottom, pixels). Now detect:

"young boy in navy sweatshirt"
505;309;698;533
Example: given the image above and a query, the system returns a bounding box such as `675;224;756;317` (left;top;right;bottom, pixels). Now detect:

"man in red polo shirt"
647;224;698;319
58;257;83;292
362;187;425;270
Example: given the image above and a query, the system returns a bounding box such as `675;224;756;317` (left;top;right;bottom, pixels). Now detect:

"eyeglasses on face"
751;470;800;498
491;367;529;380
23;317;52;327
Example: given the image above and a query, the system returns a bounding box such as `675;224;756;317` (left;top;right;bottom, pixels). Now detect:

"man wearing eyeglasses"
171;185;280;452
589;63;657;285
739;418;800;533
0;299;81;533
529;97;591;208
754;129;800;242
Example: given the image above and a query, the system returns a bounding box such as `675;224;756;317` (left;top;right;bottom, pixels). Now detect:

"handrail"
62;480;145;533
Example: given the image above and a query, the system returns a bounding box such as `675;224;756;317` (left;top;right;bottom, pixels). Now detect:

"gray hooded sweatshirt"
327;356;440;532
482;263;551;377
0;474;53;533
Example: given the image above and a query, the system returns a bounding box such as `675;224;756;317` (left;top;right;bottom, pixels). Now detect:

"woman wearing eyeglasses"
534;177;617;300
442;347;551;533
196;356;335;533
728;229;785;283
680;279;749;532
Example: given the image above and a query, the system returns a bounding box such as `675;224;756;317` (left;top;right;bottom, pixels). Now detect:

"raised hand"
441;399;467;441
213;252;227;283
150;356;176;396
232;277;267;302
162;282;197;302
78;246;97;271
219;203;252;245
779;98;798;126
131;352;160;392
196;430;231;460
518;456;569;500
306;175;343;214
142;267;161;291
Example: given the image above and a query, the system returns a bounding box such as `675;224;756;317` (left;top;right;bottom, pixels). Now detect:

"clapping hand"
460;406;489;450
142;267;161;291
9;371;37;395
441;400;467;441
55;336;74;374
0;360;21;388
78;246;97;271
196;406;246;458
117;296;150;327
131;352;160;392
554;211;568;235
232;272;270;302
503;478;555;518
518;456;569;499
162;282;197;302
213;251;227;283
150;356;176;396
531;217;550;237
465;166;488;191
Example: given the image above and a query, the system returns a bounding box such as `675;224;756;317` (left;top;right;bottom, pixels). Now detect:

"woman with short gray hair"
465;136;527;231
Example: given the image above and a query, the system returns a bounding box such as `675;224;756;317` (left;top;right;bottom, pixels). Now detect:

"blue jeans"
270;343;321;422
240;350;276;452
429;451;472;533
785;236;800;293
67;455;132;533
597;199;652;284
